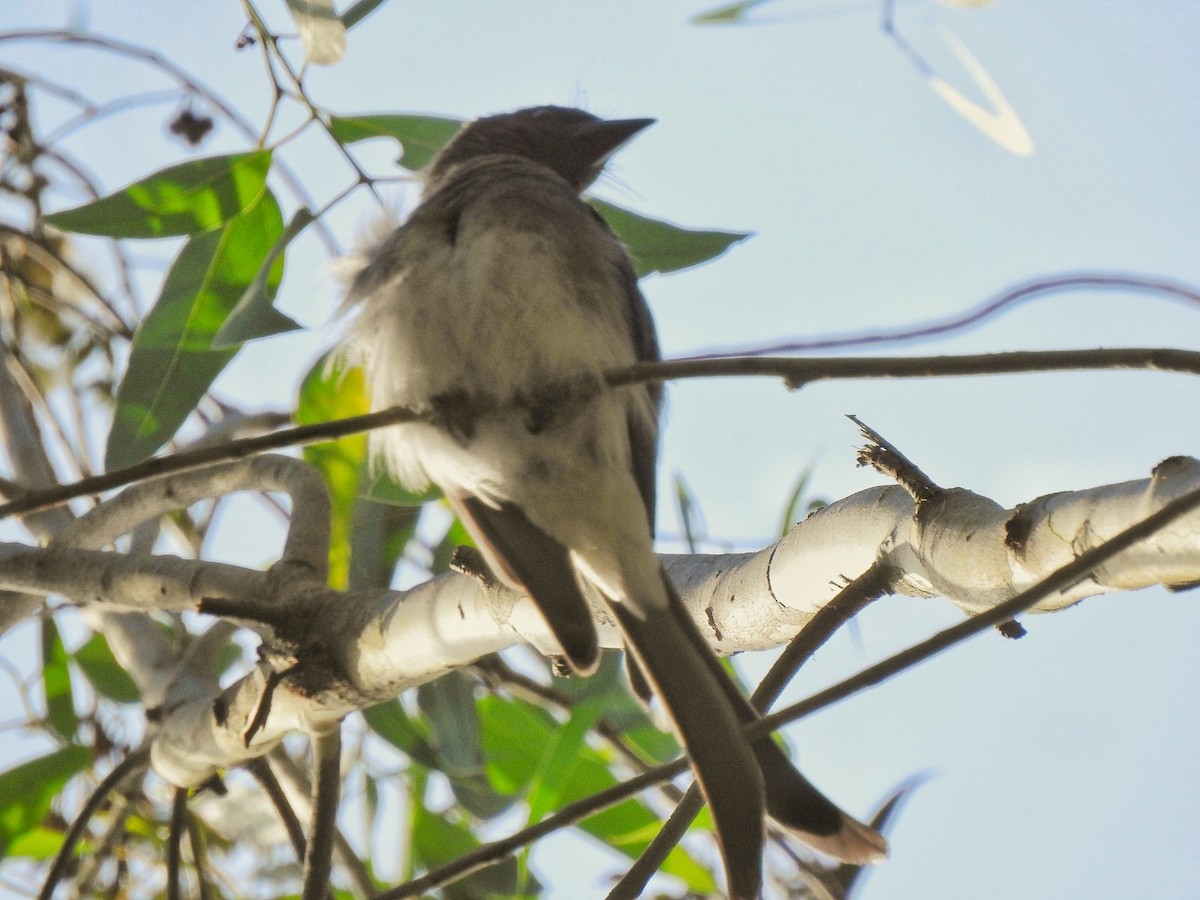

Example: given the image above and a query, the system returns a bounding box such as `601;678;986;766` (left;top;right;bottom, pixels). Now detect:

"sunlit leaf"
296;356;422;589
7;824;71;860
41;619;76;741
44;151;272;238
328;113;463;170
297;354;369;589
284;0;346;65
73;633;140;704
926;27;1034;156
0;746;90;855
105;189;284;469
212;206;311;348
590;199;750;277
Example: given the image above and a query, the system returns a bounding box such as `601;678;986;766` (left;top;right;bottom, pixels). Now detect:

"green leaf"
341;0;391;28
0;746;90;855
363;471;440;507
328;114;463;170
105;188;284;469
73;633;140;704
362;700;439;770
523;700;602;826
477;695;716;891
589;199;750;277
429;513;475;576
348;497;419;590
673;472;706;554
691;0;772;24
411;805;525;899
41;619;76;741
778;463;825;539
552;654;680;763
212;206;311;348
418;672;512;819
7;824;70;860
297;354;370;590
44;151;272;238
297;353;422;588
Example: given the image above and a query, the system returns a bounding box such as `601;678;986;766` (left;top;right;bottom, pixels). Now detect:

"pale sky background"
1;1;1199;898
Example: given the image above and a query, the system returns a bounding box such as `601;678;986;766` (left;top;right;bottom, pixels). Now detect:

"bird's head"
427;105;655;191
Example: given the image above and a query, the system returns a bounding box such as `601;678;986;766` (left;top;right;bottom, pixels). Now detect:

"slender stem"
38;746;150;900
241;0;383;205
166;788;188;900
301;728;343;900
247;757;308;863
0;28;338;254
2;346;1197;522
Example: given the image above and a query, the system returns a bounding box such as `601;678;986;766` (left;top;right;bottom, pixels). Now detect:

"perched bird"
337;105;886;897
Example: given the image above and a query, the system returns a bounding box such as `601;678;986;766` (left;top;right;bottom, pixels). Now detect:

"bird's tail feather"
454;496;600;673
610;598;767;900
632;574;889;867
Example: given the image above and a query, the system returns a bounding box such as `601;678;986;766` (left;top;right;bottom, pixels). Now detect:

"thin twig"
0;28;338;254
1;346;1197;522
692;272;1200;359
240;0;384;206
302;727;343;900
247;757;308;863
166;788;188;900
38;745;150;900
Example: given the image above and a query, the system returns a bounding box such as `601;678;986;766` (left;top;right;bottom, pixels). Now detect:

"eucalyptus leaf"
0;746;90;855
328;113;463;170
105;189;284;469
40;619;76;741
44;151;272;238
283;0;346;65
590;198;750;277
73;634;140;703
212;206;312;348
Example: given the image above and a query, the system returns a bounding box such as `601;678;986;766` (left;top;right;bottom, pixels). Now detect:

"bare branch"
0;347;1196;522
301;727;342;900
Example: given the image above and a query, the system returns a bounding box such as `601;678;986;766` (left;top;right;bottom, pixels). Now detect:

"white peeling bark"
0;456;1195;787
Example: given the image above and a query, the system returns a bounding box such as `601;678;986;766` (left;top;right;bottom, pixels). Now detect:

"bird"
336;105;887;897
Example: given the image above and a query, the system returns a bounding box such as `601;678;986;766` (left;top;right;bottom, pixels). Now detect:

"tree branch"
0;347;1196;523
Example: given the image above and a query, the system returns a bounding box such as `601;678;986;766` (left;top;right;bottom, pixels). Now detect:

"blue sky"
1;1;1199;897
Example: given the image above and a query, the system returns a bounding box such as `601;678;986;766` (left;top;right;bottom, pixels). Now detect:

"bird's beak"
575;117;656;164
